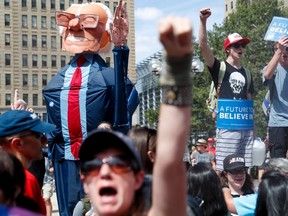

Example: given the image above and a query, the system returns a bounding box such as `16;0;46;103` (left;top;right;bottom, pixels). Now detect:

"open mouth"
100;187;117;196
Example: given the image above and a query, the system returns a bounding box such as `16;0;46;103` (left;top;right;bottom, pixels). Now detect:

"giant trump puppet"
42;1;138;215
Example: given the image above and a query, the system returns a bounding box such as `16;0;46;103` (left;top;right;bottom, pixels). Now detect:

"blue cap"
0;110;56;137
79;129;142;170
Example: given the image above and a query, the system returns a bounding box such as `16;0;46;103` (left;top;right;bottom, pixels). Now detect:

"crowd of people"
1;1;288;216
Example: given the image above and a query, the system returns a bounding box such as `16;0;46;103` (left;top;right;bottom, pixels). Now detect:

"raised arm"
264;36;288;80
109;0;129;47
149;16;192;216
199;8;215;68
11;89;28;110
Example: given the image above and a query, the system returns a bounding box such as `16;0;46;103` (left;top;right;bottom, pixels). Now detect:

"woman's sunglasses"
83;155;138;175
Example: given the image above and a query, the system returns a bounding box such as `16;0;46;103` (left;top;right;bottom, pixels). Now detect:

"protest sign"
264;16;288;41
217;99;254;130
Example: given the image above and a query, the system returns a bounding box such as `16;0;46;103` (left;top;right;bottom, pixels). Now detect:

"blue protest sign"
216;99;254;130
264;16;288;41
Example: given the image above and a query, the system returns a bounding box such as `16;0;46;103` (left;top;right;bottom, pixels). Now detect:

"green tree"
145;108;159;127
194;0;288;138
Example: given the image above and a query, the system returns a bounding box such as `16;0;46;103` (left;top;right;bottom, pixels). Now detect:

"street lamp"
191;56;204;76
148;58;162;75
148;55;204;76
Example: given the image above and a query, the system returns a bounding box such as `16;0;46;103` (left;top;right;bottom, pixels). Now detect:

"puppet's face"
57;4;109;54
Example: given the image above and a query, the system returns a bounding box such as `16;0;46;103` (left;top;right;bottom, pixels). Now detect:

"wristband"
159;54;192;86
162;85;192;106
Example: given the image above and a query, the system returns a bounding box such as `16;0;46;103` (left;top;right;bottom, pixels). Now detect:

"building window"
32;15;37;28
51;0;55;9
41;16;47;28
4;0;10;7
51;36;56;49
33;94;38;106
32;74;38;86
22;34;28;47
22;0;27;7
5;14;10;26
23;94;28;103
5;34;10;46
60;0;65;10
32;35;37;47
226;4;228;12
22;54;28;67
42;74;47;86
31;0;36;8
61;55;66;67
51;55;57;67
41;0;46;9
5;54;11;66
22;15;28;27
231;1;234;9
32;55;38;67
79;0;83;3
113;2;118;12
51;17;56;29
104;1;109;8
42;55;47;67
23;74;28;86
5;94;11;106
5;74;11;86
69;0;74;6
42;35;47;48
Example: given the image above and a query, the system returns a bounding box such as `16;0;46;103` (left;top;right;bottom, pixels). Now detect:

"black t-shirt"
208;58;254;100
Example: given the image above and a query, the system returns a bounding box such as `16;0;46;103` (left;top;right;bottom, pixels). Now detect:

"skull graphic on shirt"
229;71;246;95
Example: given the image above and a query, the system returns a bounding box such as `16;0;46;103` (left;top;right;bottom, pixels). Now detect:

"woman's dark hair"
128;126;157;174
0;151;25;205
255;170;288;216
187;163;228;216
220;171;254;195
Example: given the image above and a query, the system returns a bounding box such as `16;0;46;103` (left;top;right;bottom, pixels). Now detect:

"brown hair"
128;126;157;174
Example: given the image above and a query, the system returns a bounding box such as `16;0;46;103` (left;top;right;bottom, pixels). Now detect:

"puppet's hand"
11;89;28;110
110;0;129;46
159;17;193;58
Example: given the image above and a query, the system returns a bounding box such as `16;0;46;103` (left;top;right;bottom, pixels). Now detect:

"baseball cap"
223;154;247;171
224;33;250;50
195;138;207;146
0;110;56;137
79;129;142;170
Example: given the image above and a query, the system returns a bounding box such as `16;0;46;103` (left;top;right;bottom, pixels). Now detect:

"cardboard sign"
264;16;288;41
217;99;254;130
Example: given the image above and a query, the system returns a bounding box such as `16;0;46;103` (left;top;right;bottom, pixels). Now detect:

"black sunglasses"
82;155;138;175
231;43;246;49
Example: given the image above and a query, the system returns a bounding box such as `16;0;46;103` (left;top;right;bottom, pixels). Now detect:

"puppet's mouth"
66;36;86;42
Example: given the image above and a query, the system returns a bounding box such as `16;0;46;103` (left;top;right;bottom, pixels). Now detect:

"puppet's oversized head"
56;3;112;54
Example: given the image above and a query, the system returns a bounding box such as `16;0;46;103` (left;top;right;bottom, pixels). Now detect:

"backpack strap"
216;61;226;98
243;67;252;99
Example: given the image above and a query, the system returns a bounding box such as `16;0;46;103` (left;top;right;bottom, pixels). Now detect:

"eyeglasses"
8;132;43;142
18;132;43;139
228;168;246;175
231;43;246;49
82;156;137;175
56;11;100;29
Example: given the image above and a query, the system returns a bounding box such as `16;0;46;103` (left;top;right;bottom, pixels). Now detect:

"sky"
134;0;225;63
